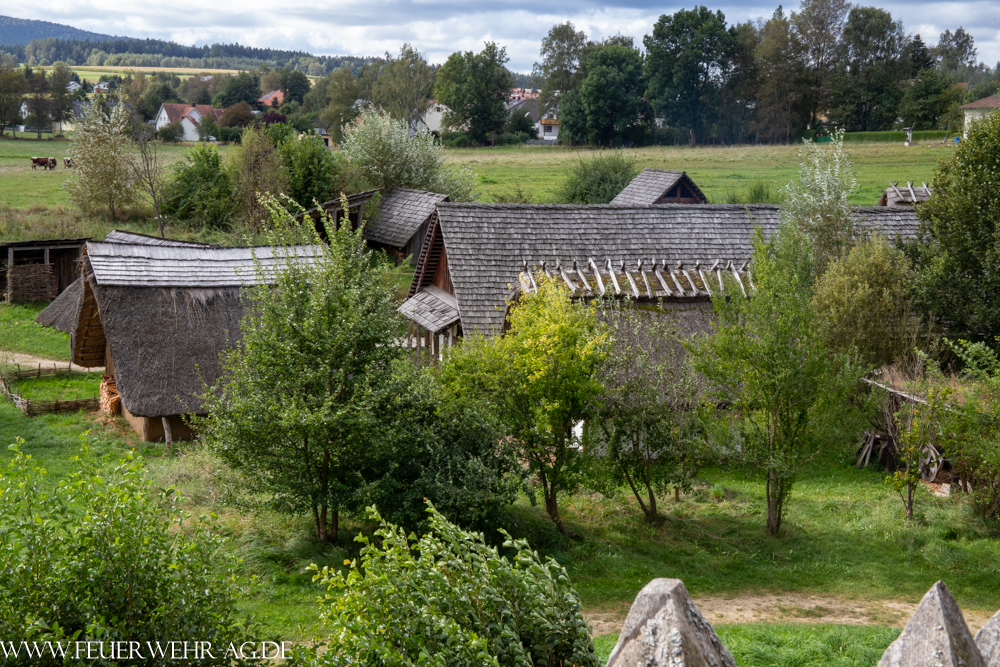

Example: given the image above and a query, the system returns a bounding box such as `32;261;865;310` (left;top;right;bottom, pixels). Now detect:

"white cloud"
19;0;1000;70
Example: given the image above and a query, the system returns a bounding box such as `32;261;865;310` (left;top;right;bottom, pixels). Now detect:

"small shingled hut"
610;169;708;205
399;203;922;353
878;182;931;206
34;231;216;335
364;188;450;263
69;242;318;442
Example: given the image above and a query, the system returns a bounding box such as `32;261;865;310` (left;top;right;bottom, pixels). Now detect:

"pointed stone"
879;581;984;667
976;610;1000;666
605;578;735;667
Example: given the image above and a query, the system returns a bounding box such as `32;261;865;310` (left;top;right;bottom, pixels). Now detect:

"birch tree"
65;98;140;220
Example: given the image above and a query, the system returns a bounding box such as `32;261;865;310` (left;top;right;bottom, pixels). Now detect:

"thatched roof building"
34;231;215;335
610;169;708;205
364;188;449;264
70;242;319;441
400;203;921;341
878;182;931;206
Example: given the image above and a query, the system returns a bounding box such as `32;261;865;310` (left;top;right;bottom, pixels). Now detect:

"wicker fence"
0;363;101;417
6;264;58;303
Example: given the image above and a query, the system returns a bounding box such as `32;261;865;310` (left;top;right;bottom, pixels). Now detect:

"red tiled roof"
159;103;224;127
960;94;1000;110
259;90;284;105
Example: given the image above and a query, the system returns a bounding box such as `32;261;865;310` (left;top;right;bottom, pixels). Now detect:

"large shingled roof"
85;242;321;288
365;188;449;248
414;203;919;335
610;169;707;205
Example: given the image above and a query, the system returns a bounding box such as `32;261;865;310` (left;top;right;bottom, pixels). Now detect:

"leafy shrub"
300;503;598;667
813;235;921;368
280;135;343;210
359;367;525;531
219;101;256;128
343;108;478;201
557;151;639;204
217;125;243;143
161;144;233;228
227;125;288;233
497;131;530;145
439;131;473;147
157;120;184;142
0;440;259;666
505;108;538;138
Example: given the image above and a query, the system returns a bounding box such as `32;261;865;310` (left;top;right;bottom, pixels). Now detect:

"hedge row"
842;130;954;143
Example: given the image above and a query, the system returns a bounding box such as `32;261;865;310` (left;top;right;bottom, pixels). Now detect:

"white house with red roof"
154;103;225;141
959;94;1000;137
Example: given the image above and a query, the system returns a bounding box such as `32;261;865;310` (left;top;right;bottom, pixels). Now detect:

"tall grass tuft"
558;151;639;204
722;176;783;204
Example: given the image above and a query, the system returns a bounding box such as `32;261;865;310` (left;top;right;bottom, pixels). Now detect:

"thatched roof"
72;242;320;418
34;233;214;334
610;169;707;205
403;203;920;336
365;188;449;249
33;275;82;333
878;182;931;206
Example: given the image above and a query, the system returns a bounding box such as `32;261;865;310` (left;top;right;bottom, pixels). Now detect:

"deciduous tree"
0;64;26;138
579;43;650;146
434;42;513;145
534;22;589;113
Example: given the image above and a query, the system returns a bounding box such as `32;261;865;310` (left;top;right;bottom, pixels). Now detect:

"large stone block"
606;578;735;667
976;610;1000;667
879;581;983;667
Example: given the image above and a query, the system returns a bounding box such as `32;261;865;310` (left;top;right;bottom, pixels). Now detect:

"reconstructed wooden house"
34;230;215;334
610;169;708;205
67;242;318;442
364;188;450;263
878;182;931;206
399;203;921;352
1;237;88;302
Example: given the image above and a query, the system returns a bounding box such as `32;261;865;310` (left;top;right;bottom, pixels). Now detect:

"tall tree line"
535;0;993;145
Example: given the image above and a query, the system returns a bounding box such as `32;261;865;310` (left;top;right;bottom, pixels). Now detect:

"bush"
496;131;529;145
219;101;255;128
227;125;288;233
280;135;342;210
814;235;921;368
557;151;639;204
343;108;478;201
0;440;259;666
439;131;473;147
358;366;525;531
505;108;538;138
217;125;243;143
161;144;233;229
722;176;783;204
300;503;598;667
157;120;184;142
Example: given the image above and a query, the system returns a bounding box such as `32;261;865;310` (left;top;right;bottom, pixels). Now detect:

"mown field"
446;141;955;205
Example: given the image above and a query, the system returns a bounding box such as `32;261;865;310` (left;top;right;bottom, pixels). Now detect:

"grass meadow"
0;136;990;665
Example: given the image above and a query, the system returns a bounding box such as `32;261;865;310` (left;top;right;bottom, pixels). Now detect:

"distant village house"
154;103;225;142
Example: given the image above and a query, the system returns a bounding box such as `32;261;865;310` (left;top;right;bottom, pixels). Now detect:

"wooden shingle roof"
610;169;707;205
365;188;449;248
413;203;920;335
398;285;460;333
103;229;216;248
85;242;321;288
878;182;931;206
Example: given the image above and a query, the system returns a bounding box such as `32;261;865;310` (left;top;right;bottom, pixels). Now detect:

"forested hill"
0;15;376;75
0;15;115;45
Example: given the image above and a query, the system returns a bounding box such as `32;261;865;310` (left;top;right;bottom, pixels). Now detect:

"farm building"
1;237;88;303
959;93;999;137
610;169;708;205
878;182;931;206
364;188;449;263
67;241;318;442
398;203;921;352
34;230;215;334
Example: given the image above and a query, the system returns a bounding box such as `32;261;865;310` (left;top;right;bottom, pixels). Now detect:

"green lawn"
444;142;953;205
0;302;72;361
594;624;902;666
11;371;102;401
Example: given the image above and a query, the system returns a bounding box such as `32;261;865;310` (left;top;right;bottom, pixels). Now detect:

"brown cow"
30;157;49;170
63;157;74;168
47;157;57;170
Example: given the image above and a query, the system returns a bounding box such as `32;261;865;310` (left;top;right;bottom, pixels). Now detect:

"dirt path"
6;352;103;373
586;592;996;637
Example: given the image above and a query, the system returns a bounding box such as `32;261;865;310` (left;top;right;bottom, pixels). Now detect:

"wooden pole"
162;417;173;449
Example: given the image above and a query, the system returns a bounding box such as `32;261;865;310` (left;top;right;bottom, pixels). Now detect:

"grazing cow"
63;157;74;168
47;157;57;170
30;157;50;170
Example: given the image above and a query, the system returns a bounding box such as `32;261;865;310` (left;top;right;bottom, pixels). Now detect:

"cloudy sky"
24;0;1000;71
